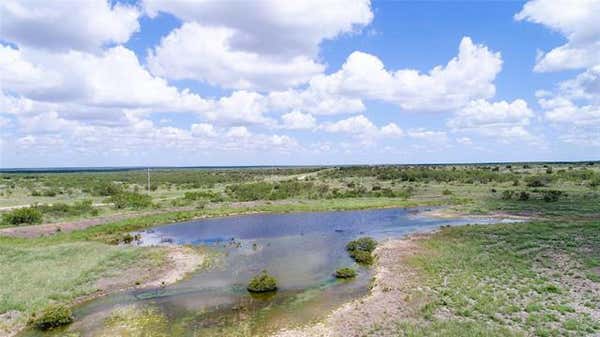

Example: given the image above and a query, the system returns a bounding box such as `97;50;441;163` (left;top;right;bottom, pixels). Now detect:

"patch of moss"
335;267;357;279
247;271;278;293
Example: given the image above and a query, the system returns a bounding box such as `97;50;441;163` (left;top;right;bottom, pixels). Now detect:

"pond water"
22;207;510;337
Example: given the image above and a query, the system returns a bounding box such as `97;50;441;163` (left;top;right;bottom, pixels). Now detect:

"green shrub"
2;207;43;225
346;237;377;253
526;178;546;187
31;303;73;330
542;190;564;202
349;249;374;265
106;192;152;209
346;237;377;265
335;267;357;279
442;189;452;195
501;190;514;200
247;271;278;293
518;191;530;201
35;199;98;217
92;182;123;196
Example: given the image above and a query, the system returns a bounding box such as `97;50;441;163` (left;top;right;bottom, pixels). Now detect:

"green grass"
0;238;164;315
402;221;600;337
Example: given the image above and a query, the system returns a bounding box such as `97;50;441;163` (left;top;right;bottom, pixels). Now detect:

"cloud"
267;88;365;116
307;37;502;111
147;23;324;91
447;99;539;144
538;66;600;127
0;0;140;52
144;1;373;90
448;99;533;130
190;123;217;138
321;115;403;139
515;0;600;72
380;123;404;137
143;0;372;57
280;110;316;130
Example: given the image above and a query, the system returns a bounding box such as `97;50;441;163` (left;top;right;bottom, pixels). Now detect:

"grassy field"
394;221;600;337
0;163;599;336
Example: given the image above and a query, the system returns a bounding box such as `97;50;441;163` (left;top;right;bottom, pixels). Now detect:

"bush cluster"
247;271;278;293
2;207;43;226
346;237;377;265
31;303;73;330
335;267;357;279
35;199;98;217
106;192;153;209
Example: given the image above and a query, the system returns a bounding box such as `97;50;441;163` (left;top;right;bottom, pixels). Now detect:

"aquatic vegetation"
99;305;169;337
31;303;73;330
349;249;374;265
247;271;278;292
346;237;377;253
346;237;377;265
335;267;357;279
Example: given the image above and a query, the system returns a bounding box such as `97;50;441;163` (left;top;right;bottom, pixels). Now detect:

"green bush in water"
346;237;377;265
346;237;377;253
335;267;357;279
2;207;43;225
247;271;278;293
32;303;73;330
349;249;374;265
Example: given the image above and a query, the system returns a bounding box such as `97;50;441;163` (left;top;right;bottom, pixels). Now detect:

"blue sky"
0;0;598;167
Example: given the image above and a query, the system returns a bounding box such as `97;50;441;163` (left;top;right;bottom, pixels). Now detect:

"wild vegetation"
347;237;377;265
0;162;598;336
335;267;357;279
247;271;278;293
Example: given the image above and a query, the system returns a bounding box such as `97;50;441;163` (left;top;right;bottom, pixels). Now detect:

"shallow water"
22;207;507;337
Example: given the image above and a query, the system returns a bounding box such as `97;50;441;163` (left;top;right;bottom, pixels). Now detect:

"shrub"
35;199;97;217
346;237;377;253
346;237;377;265
518;191;530;201
92;182;123;196
107;192;152;209
2;207;43;225
501;190;514;200
527;179;546;187
349;250;374;265
542;190;564;202
335;267;357;279
247;271;278;293
31;303;73;330
442;189;452;195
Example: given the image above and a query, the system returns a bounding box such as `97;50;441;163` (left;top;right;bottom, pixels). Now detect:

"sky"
0;0;599;168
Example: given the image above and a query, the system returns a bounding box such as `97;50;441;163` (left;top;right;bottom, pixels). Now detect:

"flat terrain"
0;163;599;336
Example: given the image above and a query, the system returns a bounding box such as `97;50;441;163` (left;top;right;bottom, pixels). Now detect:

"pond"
22;207;511;337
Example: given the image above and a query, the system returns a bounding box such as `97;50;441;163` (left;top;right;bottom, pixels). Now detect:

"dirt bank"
273;234;428;337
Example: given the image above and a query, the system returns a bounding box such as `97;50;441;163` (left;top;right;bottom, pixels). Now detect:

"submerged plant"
335;267;357;279
247;271;278;293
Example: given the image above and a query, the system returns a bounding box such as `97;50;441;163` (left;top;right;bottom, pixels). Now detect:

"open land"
1;162;599;336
